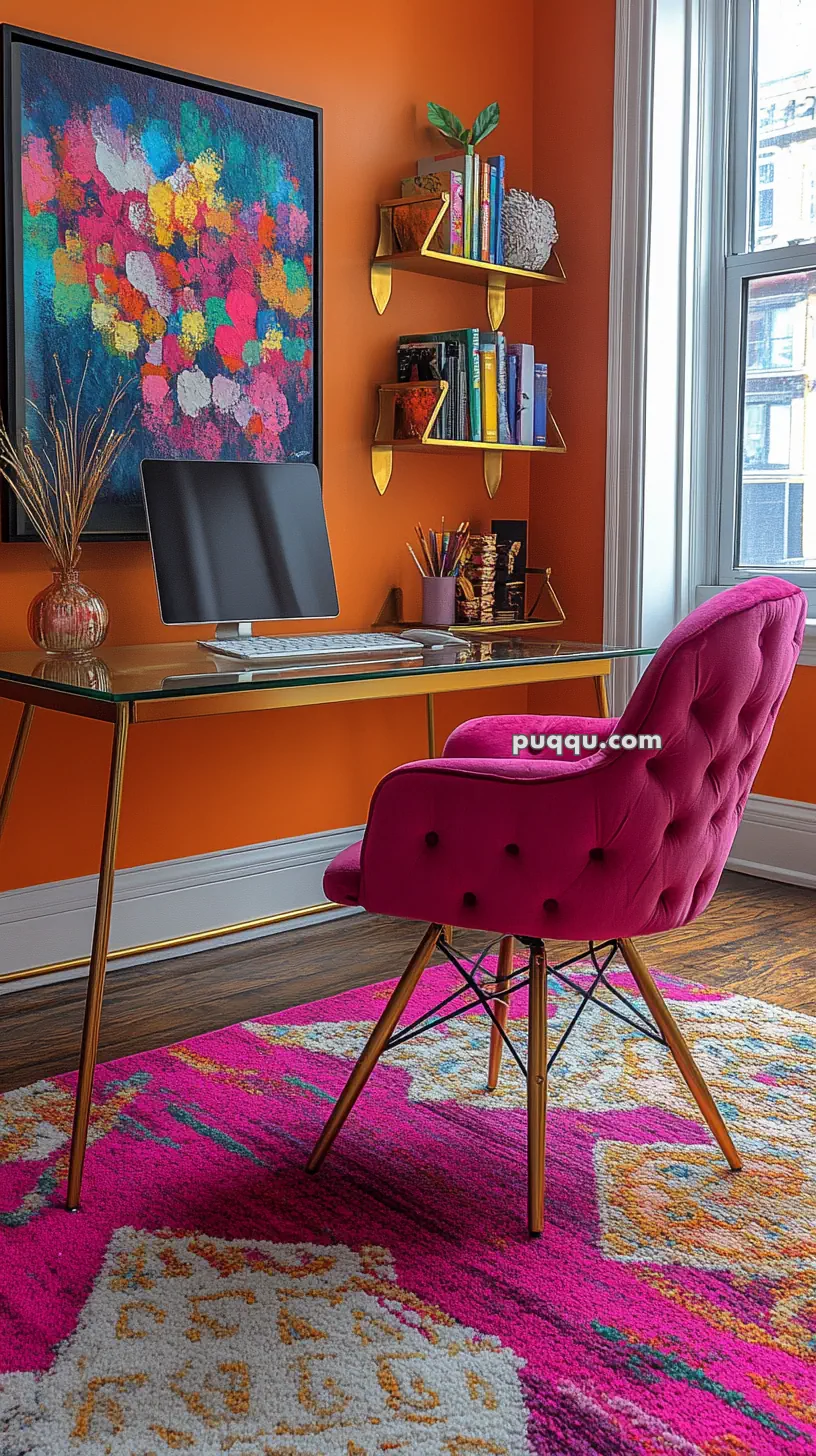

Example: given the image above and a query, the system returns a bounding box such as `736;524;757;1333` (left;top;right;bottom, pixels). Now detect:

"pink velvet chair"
308;578;806;1233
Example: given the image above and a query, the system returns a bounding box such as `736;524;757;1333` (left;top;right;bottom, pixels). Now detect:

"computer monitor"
140;460;339;629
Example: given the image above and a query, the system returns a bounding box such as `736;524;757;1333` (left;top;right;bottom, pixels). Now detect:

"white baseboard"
728;793;816;888
0;825;364;994
2;795;809;997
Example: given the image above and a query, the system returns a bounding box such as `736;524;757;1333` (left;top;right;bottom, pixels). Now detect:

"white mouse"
401;628;466;648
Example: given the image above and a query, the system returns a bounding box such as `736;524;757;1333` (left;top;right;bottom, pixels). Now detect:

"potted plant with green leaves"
426;101;500;155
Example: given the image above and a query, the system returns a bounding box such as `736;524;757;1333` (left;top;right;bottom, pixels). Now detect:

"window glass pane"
753;0;816;250
737;269;816;568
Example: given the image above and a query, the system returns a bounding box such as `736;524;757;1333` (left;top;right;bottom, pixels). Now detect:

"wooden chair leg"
618;937;742;1171
487;935;515;1090
527;946;548;1235
307;923;442;1172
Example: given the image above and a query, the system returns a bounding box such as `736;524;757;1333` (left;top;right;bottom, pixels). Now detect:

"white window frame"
605;0;815;709
717;0;816;606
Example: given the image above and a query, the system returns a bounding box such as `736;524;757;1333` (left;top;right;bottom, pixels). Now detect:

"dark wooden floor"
1;869;813;1093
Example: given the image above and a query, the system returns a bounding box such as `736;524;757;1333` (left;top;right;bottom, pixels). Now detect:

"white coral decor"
502;189;558;271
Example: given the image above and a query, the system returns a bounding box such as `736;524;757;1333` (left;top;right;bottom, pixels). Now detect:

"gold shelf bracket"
545;406;567;453
487;276;506;329
483;452;503;497
371;380;449;491
370;261;392;315
371;444;393;494
371;193;450;314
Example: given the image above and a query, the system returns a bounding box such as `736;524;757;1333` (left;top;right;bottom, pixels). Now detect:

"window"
756;158;775;231
719;0;816;594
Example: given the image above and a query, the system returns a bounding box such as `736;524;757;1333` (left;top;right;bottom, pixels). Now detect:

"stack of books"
396;332;549;446
457;535;497;623
396;151;507;264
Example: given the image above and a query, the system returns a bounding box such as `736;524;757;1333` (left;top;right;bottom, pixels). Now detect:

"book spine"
471;155;480;261
467;327;482;442
480;163;491;262
481;339;498;443
506;350;518;444
491;156;506;266
517;344;535;445
466;155;475;259
534;362;548;445
496;334;511;444
458;352;468;440
437;344;452;440
450;173;464;256
488;165;498;264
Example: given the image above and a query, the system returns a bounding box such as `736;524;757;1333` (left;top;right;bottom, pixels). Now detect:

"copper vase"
28;566;109;656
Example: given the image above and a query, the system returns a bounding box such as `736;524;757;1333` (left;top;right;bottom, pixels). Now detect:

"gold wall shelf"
374;571;567;633
371;192;566;328
372;380;567;499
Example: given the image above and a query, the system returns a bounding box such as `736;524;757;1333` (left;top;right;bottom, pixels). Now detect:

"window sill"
695;585;816;664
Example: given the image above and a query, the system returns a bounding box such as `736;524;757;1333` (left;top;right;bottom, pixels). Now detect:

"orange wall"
0;0;538;892
526;1;816;791
526;0;616;722
2;0;812;899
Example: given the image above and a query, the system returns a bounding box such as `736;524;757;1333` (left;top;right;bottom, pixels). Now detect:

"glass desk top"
0;634;655;705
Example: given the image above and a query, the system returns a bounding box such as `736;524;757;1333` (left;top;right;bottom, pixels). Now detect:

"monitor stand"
214;621;253;640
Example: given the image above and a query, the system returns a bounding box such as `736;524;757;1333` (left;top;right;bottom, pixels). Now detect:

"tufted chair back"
350;578;806;942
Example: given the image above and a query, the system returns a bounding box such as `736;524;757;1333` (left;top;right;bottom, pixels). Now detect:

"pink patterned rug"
1;953;815;1455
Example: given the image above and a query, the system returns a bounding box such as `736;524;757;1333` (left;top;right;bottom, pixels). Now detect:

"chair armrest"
443;714;618;760
359;752;611;939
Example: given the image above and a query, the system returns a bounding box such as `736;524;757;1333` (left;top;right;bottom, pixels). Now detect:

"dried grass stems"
0;355;134;570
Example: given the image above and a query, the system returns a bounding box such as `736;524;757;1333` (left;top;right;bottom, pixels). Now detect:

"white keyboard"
199;631;424;664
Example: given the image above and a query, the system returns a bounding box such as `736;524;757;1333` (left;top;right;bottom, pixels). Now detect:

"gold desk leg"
425;694;436;757
527;946;548;1235
0;704;34;838
487;935;514;1090
618;937;742;1172
594;673;611;717
308;922;442;1172
66;702;130;1211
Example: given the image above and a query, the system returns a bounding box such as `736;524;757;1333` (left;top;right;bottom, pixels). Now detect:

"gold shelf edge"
378;438;567;455
0;900;343;987
375;245;566;286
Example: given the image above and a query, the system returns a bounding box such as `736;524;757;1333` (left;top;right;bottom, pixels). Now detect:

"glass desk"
0;633;653;1208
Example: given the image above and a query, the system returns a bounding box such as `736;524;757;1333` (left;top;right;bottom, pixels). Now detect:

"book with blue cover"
488;164;498;263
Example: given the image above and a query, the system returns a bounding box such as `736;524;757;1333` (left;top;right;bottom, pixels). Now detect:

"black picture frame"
0;26;322;542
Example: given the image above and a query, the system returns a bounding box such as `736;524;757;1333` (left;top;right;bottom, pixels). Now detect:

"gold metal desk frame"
0;639;622;1210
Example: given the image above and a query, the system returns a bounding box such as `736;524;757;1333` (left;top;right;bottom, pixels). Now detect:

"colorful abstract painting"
4;31;319;538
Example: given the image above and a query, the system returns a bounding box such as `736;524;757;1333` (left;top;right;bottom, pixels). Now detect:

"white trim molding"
728;793;816;887
604;0;655;713
0;825;363;993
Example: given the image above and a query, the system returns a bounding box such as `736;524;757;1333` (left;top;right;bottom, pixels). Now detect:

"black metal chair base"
384;937;667;1079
